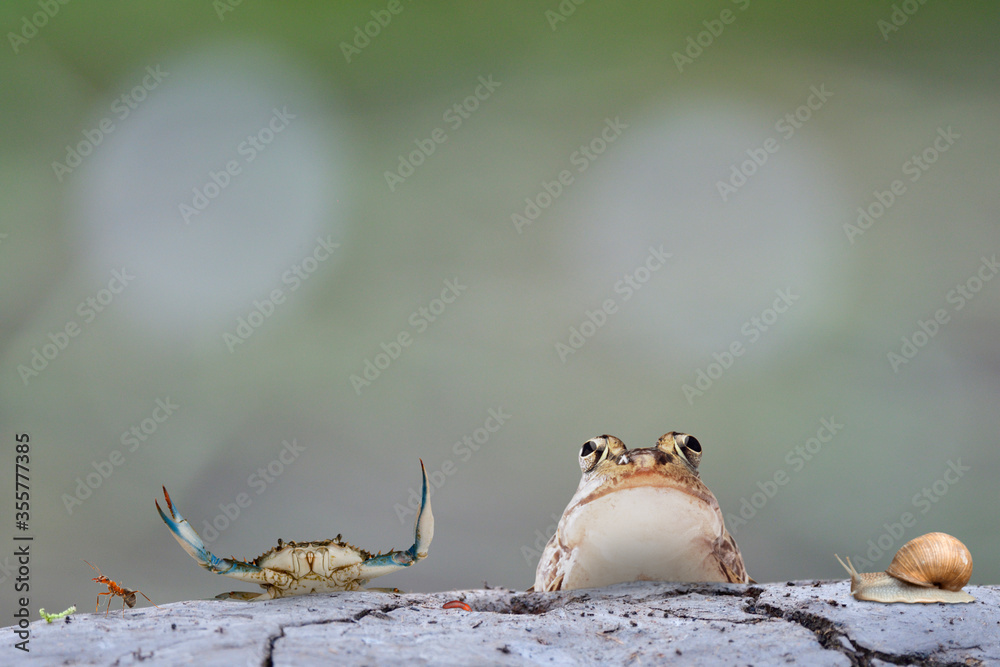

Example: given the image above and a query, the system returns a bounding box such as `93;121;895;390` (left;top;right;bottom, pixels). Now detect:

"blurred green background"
2;1;999;617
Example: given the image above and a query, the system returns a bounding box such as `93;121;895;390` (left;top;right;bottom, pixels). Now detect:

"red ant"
84;560;159;618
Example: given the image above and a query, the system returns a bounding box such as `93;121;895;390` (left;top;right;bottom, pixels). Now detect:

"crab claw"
410;459;434;561
156;487;264;581
354;459;434;579
156;487;212;566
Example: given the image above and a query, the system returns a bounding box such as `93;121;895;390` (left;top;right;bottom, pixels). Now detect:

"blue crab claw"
352;458;435;577
156;487;268;583
411;458;434;559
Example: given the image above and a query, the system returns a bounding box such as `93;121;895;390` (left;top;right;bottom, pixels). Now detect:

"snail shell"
885;532;972;592
835;532;975;604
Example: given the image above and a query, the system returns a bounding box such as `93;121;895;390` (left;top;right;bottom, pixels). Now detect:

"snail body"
835;532;975;604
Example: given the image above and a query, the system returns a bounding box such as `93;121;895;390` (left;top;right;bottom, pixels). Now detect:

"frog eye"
579;437;610;473
675;433;702;470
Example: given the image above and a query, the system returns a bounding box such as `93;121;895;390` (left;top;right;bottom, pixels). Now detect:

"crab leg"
354;459;435;580
156;487;292;591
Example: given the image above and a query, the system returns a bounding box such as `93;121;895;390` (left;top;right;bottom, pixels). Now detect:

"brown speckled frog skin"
534;432;750;592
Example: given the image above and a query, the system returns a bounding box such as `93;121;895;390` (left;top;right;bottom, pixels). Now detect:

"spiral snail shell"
835;532;975;604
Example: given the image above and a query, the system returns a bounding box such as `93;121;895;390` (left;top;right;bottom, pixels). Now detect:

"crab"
155;460;433;600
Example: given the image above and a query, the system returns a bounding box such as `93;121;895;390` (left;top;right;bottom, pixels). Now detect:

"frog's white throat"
556;486;728;589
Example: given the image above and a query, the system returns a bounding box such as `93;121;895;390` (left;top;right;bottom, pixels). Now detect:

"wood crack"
743;600;975;667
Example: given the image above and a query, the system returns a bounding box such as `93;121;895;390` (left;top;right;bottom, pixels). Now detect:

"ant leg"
136;590;160;609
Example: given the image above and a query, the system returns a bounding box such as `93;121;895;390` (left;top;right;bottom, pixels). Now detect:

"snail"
835;532;975;603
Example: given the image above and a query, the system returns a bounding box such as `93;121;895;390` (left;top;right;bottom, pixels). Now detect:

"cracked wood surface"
8;581;998;666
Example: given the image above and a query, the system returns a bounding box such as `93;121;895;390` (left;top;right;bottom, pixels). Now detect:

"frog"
533;432;750;591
